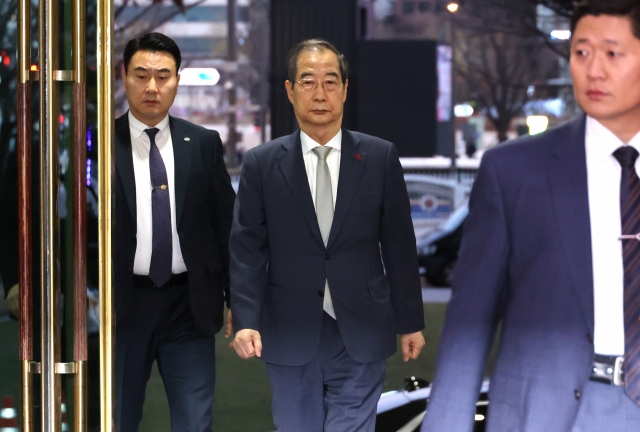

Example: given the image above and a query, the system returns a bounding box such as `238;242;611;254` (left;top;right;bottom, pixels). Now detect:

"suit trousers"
265;312;386;432
116;283;216;432
571;380;640;432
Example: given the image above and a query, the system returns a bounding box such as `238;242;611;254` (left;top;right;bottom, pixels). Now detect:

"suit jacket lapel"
115;115;137;223
169;116;193;227
326;130;364;249
278;131;325;248
547;115;594;331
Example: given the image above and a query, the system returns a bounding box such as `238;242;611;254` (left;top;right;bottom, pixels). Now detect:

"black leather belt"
132;272;188;290
590;354;625;386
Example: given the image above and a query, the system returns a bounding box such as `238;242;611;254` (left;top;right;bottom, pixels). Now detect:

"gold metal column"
73;0;88;430
97;0;116;428
18;0;96;429
17;0;33;430
38;0;62;427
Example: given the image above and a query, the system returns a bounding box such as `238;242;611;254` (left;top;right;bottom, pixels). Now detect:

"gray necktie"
312;146;336;319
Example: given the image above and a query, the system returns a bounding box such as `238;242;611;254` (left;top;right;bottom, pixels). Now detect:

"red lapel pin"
355;154;361;161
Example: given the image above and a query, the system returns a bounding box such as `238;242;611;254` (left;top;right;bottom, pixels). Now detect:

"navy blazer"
230;129;425;366
423;116;595;431
114;114;236;336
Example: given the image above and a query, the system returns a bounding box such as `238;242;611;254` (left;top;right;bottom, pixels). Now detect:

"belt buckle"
613;356;625;386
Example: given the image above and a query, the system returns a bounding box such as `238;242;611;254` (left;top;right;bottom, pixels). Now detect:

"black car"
416;202;468;287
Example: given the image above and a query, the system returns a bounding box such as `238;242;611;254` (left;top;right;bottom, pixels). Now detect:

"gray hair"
286;39;349;86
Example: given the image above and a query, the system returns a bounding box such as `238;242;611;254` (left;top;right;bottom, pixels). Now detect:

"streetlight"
446;2;460;13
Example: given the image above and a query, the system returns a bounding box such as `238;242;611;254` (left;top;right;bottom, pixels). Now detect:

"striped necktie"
614;145;640;405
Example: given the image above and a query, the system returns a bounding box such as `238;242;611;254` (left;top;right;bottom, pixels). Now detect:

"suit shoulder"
482;117;584;165
115;113;127;126
349;131;393;148
246;134;292;159
170;116;221;138
347;131;397;160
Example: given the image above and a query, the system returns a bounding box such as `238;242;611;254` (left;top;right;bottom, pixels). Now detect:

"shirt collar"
586;116;640;163
300;129;342;154
128;111;170;140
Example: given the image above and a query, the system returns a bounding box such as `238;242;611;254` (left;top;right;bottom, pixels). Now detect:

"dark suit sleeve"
208;130;236;306
229;150;269;331
379;143;425;334
422;152;509;431
0;150;19;296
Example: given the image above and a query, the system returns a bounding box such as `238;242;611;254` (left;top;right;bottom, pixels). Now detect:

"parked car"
403;174;470;240
375;377;489;432
416;201;468;287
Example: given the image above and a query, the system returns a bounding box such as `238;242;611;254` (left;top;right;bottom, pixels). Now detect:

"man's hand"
224;309;233;338
6;284;19;317
400;331;425;362
233;329;263;359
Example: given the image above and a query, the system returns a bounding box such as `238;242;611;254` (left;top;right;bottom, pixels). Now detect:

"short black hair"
286;39;349;86
123;32;182;74
571;0;640;40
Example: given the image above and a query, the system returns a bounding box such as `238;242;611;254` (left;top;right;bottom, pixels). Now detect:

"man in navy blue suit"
114;33;235;431
230;39;425;431
422;1;640;431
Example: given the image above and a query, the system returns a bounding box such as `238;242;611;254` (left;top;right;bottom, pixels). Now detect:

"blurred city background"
0;0;579;430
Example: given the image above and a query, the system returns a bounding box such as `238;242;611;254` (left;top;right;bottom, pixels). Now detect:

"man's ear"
285;80;294;104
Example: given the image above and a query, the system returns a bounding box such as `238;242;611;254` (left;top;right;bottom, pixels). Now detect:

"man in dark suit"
230;39;425;431
114;33;235;431
422;1;640;431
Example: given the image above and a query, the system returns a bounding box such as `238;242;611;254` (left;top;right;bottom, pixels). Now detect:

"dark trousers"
116;283;216;432
571;380;640;432
265;312;386;432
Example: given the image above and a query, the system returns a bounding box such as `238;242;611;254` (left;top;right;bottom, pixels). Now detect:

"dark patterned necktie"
613;146;640;405
145;127;172;287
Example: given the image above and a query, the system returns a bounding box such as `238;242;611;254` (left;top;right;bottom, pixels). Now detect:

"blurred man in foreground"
423;1;640;431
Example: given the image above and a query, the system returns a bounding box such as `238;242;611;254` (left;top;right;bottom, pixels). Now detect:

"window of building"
419;2;431;12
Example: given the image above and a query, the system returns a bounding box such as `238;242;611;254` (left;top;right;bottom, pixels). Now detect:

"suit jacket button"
317;290;324;297
574;389;581;399
324;253;330;260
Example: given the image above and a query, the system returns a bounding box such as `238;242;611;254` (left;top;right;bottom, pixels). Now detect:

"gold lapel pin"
184;137;190;141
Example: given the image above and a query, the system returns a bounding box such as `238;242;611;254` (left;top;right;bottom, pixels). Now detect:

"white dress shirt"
586;116;640;355
129;111;187;275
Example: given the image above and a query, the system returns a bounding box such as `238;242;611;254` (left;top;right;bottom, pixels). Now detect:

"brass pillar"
97;0;116;428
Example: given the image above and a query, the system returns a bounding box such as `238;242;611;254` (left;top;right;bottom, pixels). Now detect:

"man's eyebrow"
299;71;340;79
133;66;173;73
573;37;621;46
